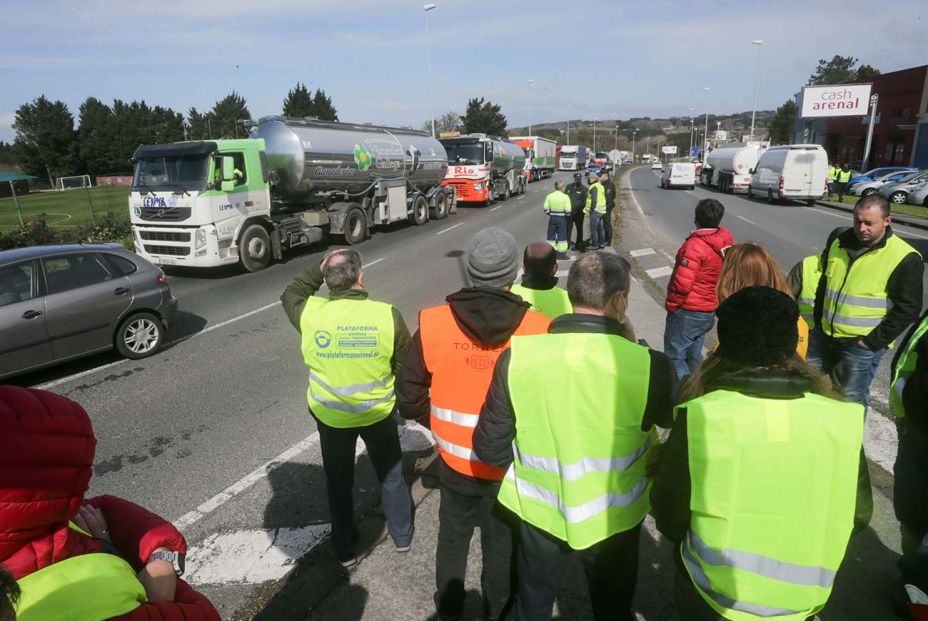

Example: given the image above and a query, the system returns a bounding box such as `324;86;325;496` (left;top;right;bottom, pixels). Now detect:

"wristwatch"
147;550;186;576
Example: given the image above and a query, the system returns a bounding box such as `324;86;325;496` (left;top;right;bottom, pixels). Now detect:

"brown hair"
716;243;790;303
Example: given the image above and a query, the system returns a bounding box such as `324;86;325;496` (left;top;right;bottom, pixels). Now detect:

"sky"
2;0;926;143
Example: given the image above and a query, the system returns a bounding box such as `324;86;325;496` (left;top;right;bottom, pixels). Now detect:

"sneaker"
556;252;569;260
339;556;358;569
395;542;412;553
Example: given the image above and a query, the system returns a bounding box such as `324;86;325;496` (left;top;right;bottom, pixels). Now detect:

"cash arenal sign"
801;84;872;118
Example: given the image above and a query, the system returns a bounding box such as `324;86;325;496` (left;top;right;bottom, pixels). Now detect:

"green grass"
0;185;130;231
825;193;928;220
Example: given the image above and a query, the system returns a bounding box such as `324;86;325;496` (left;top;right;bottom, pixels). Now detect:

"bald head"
323;249;362;291
567;251;630;311
523;242;557;278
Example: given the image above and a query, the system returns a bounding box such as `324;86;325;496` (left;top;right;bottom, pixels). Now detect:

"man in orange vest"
398;227;551;621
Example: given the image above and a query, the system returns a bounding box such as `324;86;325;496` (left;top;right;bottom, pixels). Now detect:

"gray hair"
588;174;599;183
554;179;565;191
323;249;362;292
567;252;630;310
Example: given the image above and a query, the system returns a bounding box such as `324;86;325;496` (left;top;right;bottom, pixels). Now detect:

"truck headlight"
474;182;486;191
195;229;208;256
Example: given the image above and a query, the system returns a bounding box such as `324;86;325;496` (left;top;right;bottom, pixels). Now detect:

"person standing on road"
565;172;588;252
663;198;734;383
396;227;551;621
281;249;414;568
600;170;617;247
510;242;573;319
652;286;864;621
836;163;853;202
827;163;840;199
542;180;572;259
787;253;825;329
473;252;675;621
585;174;608;250
809;194;923;531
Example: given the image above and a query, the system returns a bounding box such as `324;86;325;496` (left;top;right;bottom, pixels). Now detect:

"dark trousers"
604;205;615;245
435;485;514;619
508;521;642;621
567;209;585;248
836;181;849;200
315;412;413;560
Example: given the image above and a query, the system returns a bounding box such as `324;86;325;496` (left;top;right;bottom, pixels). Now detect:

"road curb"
815;199;928;232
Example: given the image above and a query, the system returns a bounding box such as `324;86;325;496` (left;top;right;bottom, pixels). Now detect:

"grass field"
826;193;928;220
0;186;130;231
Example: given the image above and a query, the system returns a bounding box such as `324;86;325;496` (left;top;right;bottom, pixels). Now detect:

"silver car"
849;170;913;197
876;170;928;204
909;182;928;207
0;243;177;380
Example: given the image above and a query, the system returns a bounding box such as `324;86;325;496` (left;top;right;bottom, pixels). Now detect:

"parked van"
661;163;697;189
747;144;828;205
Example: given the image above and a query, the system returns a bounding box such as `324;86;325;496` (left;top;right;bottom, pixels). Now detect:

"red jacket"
665;227;734;313
0;386;219;621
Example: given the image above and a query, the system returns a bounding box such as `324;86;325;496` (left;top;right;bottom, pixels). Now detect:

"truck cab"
440;135;525;204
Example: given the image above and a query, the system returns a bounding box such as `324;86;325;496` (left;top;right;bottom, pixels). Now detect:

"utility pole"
424;4;437;137
749;40;764;142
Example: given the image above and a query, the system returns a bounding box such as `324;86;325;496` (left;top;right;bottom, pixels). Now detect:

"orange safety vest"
419;304;551;480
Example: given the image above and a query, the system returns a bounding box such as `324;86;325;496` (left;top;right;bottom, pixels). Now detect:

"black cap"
716;286;799;366
572;172;582;179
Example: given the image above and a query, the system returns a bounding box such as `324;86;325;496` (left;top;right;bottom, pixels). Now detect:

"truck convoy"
559;145;590;171
129;116;454;272
439;134;526;205
701;142;768;194
509;136;556;181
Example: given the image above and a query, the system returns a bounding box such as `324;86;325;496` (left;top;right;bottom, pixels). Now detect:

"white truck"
510;136;557;181
702;143;768;193
559;145;589;170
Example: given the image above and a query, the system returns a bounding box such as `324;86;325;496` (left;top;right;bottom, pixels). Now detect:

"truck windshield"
444;143;485;164
133;155;210;192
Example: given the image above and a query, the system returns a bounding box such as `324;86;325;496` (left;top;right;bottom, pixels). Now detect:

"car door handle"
114;287;130;295
22;310;43;319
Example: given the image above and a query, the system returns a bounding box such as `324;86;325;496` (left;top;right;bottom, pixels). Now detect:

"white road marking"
36;359;132;391
436;222;463;235
555;269;569;278
362;257;384;268
645;266;674;279
630;247;657;257
735;214;759;226
625;173;657;237
489;205;502;212
809;207;848;220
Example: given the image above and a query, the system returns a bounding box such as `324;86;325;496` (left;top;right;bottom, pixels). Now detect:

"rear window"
43;253;116;294
105;253;139;275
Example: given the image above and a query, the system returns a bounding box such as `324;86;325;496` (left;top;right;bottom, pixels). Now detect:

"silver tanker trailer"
129;116;454;272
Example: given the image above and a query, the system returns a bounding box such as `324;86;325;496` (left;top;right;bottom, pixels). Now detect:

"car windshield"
132;155;210;192
444;143;485;164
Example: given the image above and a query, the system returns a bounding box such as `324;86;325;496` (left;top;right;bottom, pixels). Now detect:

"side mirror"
220;180;235;192
221;156;235;181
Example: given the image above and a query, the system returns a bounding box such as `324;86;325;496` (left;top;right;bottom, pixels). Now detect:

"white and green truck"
129;116;454;272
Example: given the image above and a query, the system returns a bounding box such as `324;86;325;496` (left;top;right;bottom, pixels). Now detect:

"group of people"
543;170;617;257
828;162;854;202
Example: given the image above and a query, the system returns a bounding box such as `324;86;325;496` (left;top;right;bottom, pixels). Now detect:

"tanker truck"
509;136;556;182
701;142;768;193
439;134;526;204
128;116;454;272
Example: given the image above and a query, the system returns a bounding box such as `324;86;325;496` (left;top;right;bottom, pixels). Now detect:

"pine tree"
283;82;315;117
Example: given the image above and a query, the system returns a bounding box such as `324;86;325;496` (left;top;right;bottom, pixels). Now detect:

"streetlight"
527;79;535;135
632;129;638;162
614;125;619;171
689;107;696;157
424;4;437;137
593;117;598;152
566;103;574;144
749;39;764;142
702;86;711;161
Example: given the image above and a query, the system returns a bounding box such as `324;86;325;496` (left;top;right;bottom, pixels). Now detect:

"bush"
0;212;135;251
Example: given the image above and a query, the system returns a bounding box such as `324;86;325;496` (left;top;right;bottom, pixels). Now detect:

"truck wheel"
115;312;164;360
411;195;428;225
343;207;367;245
431;194;449;220
239;224;272;272
504;183;512;201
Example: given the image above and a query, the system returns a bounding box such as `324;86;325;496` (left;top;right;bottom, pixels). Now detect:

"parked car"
661;163;697;189
748;144;828;205
0;243;177;380
848;170;913;197
876;170;928;204
650;160;663;170
848;166;917;186
584;163;605;177
909;181;928;207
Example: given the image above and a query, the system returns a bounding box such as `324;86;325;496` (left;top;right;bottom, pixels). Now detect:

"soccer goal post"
55;175;92;190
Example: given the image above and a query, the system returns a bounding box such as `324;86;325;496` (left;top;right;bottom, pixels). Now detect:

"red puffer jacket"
0;386;219;621
665;226;734;313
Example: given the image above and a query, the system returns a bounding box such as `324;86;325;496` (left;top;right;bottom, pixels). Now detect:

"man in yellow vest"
585;174;608;250
652;286;864;621
827;163;840;199
835;163;853;202
510;242;572;319
787;253;824;328
281;249;413;568
474;252;675;620
542;180;571;258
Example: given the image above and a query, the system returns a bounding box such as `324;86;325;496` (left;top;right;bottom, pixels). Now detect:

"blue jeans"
663;309;715;382
806;327;885;409
546;216;568;253
590;211;605;248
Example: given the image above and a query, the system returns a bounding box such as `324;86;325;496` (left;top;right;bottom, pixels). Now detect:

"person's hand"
856;338;870;350
138;548;178;603
73;504;111;543
619;317;637;343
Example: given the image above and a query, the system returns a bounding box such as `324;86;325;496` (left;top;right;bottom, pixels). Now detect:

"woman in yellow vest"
652;286;864;621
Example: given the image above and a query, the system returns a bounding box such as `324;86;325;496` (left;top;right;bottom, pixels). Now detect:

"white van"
661;163;697;189
747;144;828;205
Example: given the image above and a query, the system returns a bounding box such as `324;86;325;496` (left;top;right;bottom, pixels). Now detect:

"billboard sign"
801;84;872;118
661;145;678;154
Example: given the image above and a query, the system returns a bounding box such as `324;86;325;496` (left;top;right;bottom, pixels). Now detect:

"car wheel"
861;188;876;197
431;193;449;220
115;312;164;360
410;195;428;225
890;191;908;204
343;206;367;245
239;224;272;272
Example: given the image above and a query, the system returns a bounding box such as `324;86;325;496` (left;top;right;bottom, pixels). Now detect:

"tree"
283;82;315;117
12;96;77;184
78;97;115;175
423;110;462;135
461;98;507;136
210;92;251;138
311;89;338;121
767;99;797;145
0;141;15;166
186;107;213;140
149;106;185;144
807;55;881;85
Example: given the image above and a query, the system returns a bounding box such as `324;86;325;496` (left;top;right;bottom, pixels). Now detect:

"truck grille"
144;245;190;257
444;179;481;202
139;207;191;222
140;231;191;242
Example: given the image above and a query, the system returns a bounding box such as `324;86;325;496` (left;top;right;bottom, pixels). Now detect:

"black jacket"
472;313;676;470
564;181;588;213
396;287;533;495
601;179;616;208
813;226;924;350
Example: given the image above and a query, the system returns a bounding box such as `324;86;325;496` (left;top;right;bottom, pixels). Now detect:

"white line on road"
489;205;502;212
646;266;674;278
809;207;848;220
735;214;759;226
630;248;657;257
362;257;385;268
436;222;464;235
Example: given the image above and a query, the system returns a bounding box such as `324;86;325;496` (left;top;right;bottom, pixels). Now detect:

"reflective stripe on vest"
301;296;396;428
585;182;607;212
891;314;928;418
498;332;653;549
797;254;821;327
821;234;920;339
16;553;147;621
680;389;863;621
544;190;572;215
419;303;551;480
509;284;573;319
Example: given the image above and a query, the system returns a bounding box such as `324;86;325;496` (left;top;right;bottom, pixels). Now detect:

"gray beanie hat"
466;227;520;288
